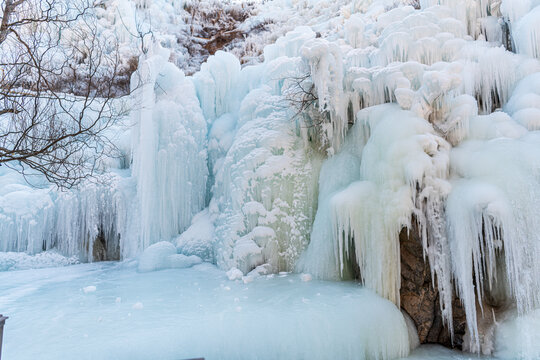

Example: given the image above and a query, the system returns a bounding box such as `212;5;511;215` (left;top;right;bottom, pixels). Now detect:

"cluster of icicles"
297;0;540;353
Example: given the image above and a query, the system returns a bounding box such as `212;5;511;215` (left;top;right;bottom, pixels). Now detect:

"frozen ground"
0;260;484;360
1;261;411;360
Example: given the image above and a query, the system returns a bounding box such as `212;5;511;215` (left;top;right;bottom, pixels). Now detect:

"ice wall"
130;45;209;255
0;44;209;262
194;49;323;274
0;169;131;262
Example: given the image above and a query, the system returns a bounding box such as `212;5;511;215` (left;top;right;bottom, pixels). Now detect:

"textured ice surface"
399;344;491;359
0;262;411;360
206;52;323;274
137;242;202;272
130;45;208;255
0;251;79;271
175;209;215;262
494;308;540;359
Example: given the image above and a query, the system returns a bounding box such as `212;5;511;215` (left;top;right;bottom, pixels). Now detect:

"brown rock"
399;222;467;348
92;229;120;262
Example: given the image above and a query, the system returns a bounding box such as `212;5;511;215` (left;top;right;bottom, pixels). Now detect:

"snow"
226;267;244;281
132;302;144;310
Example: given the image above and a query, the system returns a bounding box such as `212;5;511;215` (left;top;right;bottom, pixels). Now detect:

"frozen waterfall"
2;0;540;358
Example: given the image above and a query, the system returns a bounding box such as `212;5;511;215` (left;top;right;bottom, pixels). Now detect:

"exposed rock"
92;234;107;262
399;222;467;348
92;230;120;262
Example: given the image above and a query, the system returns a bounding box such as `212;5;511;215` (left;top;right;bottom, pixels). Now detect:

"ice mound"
137;242;202;272
175;209;215;262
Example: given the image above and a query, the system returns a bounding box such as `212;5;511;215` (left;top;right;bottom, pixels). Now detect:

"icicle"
448;134;540;350
302;104;450;307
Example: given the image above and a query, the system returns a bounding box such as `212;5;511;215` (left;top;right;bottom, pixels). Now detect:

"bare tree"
283;72;319;122
0;0;126;188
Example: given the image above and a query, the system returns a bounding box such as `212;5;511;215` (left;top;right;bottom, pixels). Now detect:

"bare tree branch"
0;0;128;188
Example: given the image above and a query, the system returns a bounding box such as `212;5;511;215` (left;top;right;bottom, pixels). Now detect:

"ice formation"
2;0;540;358
0;167;130;262
197;49;323;274
295;0;540;354
130;45;208;254
137;241;202;272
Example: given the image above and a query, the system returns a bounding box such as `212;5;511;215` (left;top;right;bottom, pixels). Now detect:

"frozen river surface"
0;261;489;360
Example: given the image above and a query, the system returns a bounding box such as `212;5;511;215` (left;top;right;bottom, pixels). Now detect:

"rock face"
92;230;120;262
399;223;467;348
